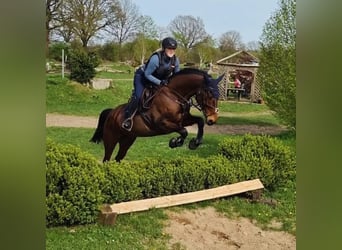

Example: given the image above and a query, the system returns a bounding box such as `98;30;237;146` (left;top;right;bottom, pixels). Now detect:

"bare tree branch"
107;0;141;45
61;0;111;48
168;15;208;50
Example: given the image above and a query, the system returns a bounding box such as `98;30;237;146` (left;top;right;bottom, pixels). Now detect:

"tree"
192;36;216;69
168;15;208;51
62;0;111;48
46;0;63;55
246;41;260;52
135;15;158;64
107;0;140;46
218;31;244;55
257;0;296;129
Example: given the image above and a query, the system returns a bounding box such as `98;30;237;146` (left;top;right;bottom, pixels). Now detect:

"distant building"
216;51;260;102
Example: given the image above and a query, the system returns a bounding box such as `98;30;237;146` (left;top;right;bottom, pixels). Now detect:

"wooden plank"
106;179;263;215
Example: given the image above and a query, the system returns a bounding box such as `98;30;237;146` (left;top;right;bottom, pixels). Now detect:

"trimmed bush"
205;155;238;188
135;158;176;198
68;50;100;84
218;134;296;189
171;157;210;193
46;139;105;227
101;161;143;204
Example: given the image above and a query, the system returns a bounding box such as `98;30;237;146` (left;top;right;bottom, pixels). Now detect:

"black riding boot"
122;95;139;131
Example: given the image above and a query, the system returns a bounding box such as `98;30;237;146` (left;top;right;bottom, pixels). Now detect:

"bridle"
192;88;219;117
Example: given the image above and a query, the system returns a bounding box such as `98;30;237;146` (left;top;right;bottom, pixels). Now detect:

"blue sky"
131;0;280;44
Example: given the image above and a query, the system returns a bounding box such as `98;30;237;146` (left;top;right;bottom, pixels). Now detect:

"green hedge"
218;134;296;189
46;134;296;226
46;139;105;227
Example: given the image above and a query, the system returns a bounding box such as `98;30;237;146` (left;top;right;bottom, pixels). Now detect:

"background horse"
90;68;224;162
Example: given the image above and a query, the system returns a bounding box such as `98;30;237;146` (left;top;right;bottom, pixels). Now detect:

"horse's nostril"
207;120;214;125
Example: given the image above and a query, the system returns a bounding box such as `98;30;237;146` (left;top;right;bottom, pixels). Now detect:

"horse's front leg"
169;127;188;148
182;115;205;150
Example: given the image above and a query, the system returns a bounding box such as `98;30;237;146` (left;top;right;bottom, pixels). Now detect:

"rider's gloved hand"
160;79;168;86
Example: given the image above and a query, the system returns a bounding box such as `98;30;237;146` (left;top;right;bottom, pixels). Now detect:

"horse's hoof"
169;138;178;148
188;138;201;150
169;137;185;148
176;137;184;147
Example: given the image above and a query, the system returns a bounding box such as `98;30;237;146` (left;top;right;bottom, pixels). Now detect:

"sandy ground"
46;113;295;250
164;207;296;250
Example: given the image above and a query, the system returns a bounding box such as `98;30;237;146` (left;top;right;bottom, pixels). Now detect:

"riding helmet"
162;37;178;50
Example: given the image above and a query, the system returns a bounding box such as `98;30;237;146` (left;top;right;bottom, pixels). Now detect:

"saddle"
140;84;159;111
136;84;160;128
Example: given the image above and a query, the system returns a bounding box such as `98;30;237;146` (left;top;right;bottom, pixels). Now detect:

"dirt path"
45;113;288;135
46;113;295;249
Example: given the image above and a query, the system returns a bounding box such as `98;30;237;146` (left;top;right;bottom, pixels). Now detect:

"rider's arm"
144;55;162;85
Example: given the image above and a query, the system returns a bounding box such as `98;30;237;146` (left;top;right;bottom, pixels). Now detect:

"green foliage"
206;155;239;187
136;159;176;198
48;42;70;61
258;0;296;129
218;134;296;189
96;42;121;62
46;139;105;227
68;50;100;84
101;161;142;204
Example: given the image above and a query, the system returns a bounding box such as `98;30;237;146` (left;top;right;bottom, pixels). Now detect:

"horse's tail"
89;108;113;143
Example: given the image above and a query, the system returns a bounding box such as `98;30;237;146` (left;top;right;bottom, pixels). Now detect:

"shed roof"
216;50;259;67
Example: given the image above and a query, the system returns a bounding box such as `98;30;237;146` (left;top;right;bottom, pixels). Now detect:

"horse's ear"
214;74;225;85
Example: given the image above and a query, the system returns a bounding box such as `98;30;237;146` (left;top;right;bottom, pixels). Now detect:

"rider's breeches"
133;68;145;100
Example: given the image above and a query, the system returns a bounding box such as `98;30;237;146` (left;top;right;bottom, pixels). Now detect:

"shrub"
68;50;100;84
218;134;296;189
101;161;143;204
205;155;238;188
46;139;105;227
135;158;176;198
171;157;210;193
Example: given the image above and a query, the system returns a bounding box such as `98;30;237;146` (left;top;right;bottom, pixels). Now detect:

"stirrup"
121;118;133;131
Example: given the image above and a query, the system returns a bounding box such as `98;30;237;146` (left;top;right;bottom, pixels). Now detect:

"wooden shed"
216;51;260;102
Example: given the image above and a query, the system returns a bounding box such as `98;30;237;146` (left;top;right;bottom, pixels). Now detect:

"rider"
122;37;180;131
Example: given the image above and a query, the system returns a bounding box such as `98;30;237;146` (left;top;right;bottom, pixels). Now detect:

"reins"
162;85;191;111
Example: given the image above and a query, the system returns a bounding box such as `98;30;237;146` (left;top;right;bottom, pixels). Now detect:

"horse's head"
196;73;224;125
195;89;218;125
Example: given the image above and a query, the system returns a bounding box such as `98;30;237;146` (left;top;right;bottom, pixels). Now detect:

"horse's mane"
172;68;220;98
173;67;208;77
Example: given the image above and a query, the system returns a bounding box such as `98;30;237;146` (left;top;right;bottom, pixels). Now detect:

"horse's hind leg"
115;136;137;162
102;128;119;162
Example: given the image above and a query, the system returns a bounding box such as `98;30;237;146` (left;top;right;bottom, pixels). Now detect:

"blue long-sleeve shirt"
143;54;180;85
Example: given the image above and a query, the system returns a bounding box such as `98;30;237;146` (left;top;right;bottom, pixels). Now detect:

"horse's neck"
169;75;203;99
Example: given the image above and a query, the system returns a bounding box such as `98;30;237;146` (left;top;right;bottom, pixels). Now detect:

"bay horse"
90;68;224;162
